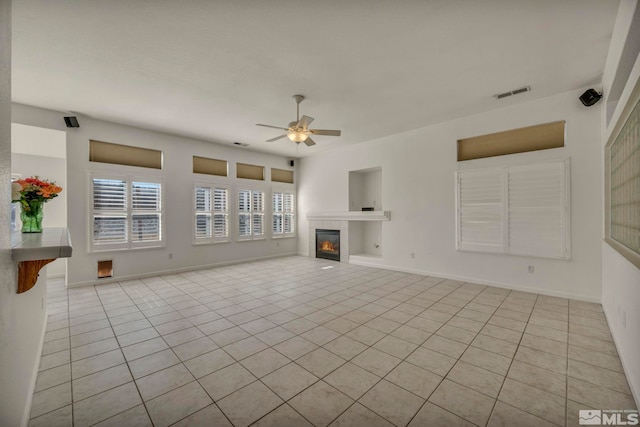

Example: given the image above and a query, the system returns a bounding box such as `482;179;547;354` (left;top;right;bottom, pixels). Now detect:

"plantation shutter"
92;178;128;244
252;190;265;237
457;169;506;253
131;181;162;242
456;160;570;259
273;192;284;234
508;162;568;258
284;193;295;234
213;187;229;239
195;186;212;239
238;189;251;237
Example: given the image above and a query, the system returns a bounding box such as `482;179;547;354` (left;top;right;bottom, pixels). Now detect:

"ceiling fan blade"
298;115;314;129
257;124;289;131
266;134;287;142
310;129;341;136
303;137;316;146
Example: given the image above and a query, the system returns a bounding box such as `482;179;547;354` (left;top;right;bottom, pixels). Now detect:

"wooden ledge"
17;259;55;293
11;228;72;294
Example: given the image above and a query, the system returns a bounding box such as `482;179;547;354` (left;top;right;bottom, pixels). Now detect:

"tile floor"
29;256;637;427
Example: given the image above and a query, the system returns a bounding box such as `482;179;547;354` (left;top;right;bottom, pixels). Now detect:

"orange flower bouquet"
11;177;63;233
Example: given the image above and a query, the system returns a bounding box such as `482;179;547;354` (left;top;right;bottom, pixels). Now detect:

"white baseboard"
602;305;640;408
22;308;48;427
348;258;602;304
67;252;298;288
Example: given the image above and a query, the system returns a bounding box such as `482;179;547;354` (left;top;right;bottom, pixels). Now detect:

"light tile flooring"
30;256;637;427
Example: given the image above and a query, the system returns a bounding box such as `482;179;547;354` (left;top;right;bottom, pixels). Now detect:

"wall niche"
349;166;382;212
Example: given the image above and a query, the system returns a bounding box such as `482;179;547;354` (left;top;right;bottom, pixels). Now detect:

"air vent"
233;142;249;147
494;86;531;100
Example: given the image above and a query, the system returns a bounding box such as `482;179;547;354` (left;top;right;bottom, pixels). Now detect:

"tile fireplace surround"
308;220;349;263
306;211;390;263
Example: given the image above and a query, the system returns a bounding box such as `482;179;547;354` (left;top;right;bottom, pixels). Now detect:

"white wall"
299;88;603;301
0;2;49;426
600;0;640;406
12;103;297;286
11;124;68;278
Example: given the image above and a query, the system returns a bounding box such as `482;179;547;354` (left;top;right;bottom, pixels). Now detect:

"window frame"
455;159;571;260
271;186;296;239
236;184;266;241
193;180;231;245
89;173;165;252
605;76;640;269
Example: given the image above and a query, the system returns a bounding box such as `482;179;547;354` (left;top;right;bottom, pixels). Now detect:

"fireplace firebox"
316;229;340;261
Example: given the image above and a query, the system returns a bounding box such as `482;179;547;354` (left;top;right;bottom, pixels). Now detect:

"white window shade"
194;184;229;243
132;182;162;243
92;178;128;246
273;190;296;237
457;169;505;253
508;162;569;258
456;160;570;259
194;186;212;239
213;187;229;240
237;188;265;240
91;176;164;251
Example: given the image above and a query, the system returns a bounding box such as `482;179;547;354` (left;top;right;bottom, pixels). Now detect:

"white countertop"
11;227;73;262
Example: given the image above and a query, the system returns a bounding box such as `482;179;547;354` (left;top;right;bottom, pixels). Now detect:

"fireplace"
316;229;340;261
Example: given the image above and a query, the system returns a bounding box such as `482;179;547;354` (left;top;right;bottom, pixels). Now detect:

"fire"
320;240;336;252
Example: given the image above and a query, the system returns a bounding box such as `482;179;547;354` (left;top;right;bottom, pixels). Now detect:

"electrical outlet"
276;242;280;247
410;252;415;259
528;265;534;273
168;253;173;259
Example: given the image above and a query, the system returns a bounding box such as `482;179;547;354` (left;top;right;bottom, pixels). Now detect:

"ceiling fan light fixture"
287;130;309;143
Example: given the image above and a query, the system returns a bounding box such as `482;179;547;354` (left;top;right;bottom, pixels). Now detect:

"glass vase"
20;200;44;233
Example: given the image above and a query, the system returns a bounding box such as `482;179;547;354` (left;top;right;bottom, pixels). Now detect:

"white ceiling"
12;0;620;158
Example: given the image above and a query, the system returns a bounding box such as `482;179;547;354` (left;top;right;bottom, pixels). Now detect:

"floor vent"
494;86;531;99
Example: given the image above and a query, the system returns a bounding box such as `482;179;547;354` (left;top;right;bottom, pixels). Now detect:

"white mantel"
306;211;390;221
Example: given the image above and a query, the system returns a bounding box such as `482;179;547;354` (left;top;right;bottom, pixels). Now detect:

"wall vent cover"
494;86;531;99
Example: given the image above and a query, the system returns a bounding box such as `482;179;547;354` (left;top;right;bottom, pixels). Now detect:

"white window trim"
271;185;296;239
455;159;571;260
89;173;165;252
193;180;231;245
236;184;266;241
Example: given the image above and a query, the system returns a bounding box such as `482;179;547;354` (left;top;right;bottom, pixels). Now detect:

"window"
90;140;162;169
606;90;640;268
238;188;264;240
456;160;570;259
272;190;295;237
194;184;229;243
91;175;163;250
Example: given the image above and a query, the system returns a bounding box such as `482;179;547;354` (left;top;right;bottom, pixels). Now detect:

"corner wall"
0;1;49;426
600;0;640;406
299;88;603;301
12;103;297;286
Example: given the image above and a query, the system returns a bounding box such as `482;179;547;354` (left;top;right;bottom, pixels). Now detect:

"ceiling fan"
256;95;341;146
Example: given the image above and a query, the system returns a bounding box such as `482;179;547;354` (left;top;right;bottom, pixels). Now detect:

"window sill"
88;243;166;254
193;240;231;246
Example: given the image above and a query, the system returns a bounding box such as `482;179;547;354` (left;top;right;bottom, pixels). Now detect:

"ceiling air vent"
233;142;249;147
494;86;531;100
